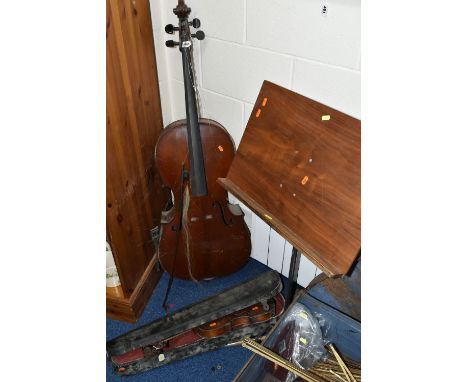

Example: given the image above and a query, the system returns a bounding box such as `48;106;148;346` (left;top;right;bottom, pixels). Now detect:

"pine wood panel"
219;81;360;277
106;0;165;299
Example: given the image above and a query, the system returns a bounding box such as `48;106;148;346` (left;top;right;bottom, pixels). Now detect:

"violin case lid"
107;270;283;356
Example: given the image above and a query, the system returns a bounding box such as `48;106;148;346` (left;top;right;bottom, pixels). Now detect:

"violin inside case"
107;270;285;375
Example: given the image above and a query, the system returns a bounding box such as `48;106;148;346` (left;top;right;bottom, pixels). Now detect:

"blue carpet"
107;258;273;382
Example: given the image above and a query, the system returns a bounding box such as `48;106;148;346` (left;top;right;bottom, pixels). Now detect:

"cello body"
155;118;251;280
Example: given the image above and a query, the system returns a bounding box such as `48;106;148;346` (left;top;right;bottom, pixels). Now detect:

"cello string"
181;43;201;285
187;37;212;130
187;34;241;213
185;36;213;289
188;40;201;117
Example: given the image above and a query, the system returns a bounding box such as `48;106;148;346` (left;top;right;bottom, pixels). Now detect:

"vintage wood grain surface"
219;81;360;276
106;0;165;303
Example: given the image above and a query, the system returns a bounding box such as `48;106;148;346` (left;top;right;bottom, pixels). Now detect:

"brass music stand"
219;81;361;304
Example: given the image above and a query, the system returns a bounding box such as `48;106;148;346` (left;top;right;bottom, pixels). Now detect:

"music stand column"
285;247;301;306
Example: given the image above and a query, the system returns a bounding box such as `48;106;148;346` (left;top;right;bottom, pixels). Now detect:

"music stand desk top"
219;81;360;277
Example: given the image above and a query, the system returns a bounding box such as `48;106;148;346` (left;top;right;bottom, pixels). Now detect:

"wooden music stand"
218;81;360;304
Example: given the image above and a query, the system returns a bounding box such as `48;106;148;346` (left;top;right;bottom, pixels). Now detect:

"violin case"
107;270;285;375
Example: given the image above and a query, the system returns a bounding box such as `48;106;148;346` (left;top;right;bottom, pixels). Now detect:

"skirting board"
107;254;162;323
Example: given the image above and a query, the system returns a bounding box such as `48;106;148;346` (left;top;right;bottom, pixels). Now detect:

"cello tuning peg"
190;18;201;29
165;24;179;34
165;40;179;48
191;30;205;41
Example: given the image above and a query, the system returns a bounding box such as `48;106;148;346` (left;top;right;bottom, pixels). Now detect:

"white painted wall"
149;0;361;287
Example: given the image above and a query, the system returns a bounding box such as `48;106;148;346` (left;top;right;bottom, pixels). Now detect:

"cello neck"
181;36;207;196
171;1;207;197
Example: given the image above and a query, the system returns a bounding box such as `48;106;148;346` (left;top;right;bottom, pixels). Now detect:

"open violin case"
106;270;285;375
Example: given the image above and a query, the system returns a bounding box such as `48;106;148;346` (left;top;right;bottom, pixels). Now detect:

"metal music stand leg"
285;247;301;307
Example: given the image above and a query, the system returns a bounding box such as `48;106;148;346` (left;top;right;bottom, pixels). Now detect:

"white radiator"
230;194;322;288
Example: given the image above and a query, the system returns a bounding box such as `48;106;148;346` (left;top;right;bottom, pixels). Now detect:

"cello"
155;0;251;281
